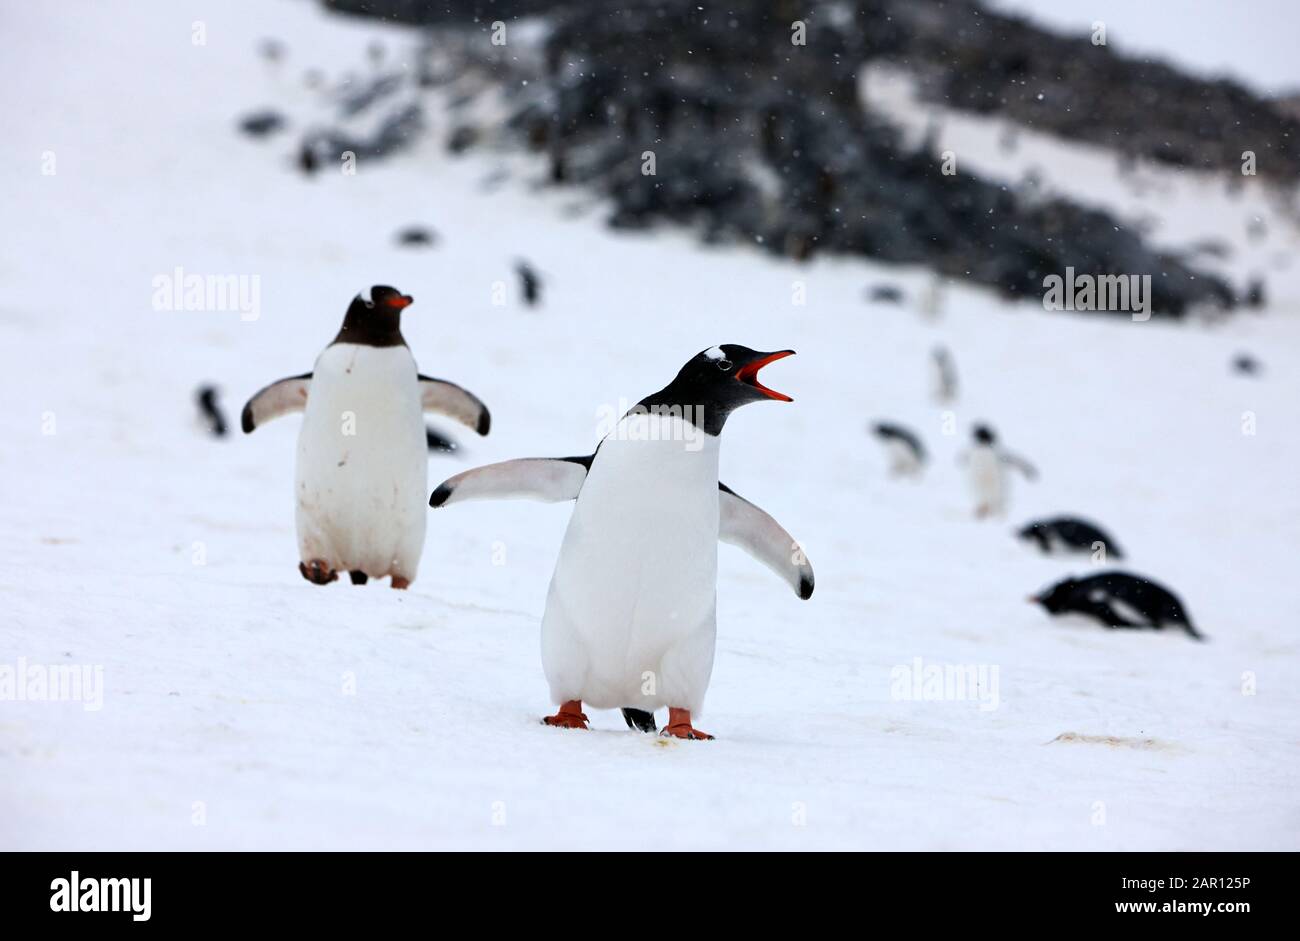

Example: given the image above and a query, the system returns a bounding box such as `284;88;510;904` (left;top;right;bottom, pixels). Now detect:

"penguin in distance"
960;423;1037;519
242;285;491;588
871;422;926;477
515;260;541;307
1017;516;1124;560
429;345;815;740
930;345;958;403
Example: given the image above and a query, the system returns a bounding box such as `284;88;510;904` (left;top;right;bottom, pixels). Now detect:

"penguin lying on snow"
960;424;1036;518
1017;516;1123;559
430;345;814;740
1030;572;1202;640
871;422;926;477
242;285;491;588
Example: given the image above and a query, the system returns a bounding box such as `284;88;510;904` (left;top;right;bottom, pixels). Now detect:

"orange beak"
735;350;795;402
387;295;413;309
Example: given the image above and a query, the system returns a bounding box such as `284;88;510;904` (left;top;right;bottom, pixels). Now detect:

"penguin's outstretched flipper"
430;455;592;508
1001;451;1038;481
621;708;657;733
241;373;312;433
418;375;492;436
719;483;815;600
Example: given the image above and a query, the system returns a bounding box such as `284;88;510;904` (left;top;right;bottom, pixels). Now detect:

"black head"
1029;577;1077;614
332;285;413;347
637;345;796;436
973;423;996;445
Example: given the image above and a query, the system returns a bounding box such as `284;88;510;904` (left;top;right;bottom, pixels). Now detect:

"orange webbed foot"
660;708;714;741
299;560;337;585
543;700;589;730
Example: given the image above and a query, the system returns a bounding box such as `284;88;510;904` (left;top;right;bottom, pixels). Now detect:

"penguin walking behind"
959;423;1036;519
241;285;491;588
429;345;815;740
918;274;945;321
1017;516;1123;560
515;260;541;307
930;345;957;403
871;422;926;477
195;384;228;438
1030;572;1202;640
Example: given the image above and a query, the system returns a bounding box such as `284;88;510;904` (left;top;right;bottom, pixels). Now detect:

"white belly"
967;445;1005;513
541;414;720;713
295;344;427;579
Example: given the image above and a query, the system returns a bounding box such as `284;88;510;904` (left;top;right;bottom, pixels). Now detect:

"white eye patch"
704;346;726;361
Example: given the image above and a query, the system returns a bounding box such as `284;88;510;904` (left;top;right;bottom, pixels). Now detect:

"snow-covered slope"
1;0;1297;850
988;0;1299;96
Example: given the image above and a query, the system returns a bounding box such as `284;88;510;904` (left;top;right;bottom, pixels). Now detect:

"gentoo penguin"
930;345;958;403
1017;516;1124;559
959;424;1036;519
429;345;815;740
917;274;945;321
241;285;491;588
515;261;541;307
1030;572;1202;640
871;422;926;477
195;384;228;438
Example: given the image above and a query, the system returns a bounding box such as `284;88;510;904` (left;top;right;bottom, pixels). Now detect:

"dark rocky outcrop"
308;0;1287;315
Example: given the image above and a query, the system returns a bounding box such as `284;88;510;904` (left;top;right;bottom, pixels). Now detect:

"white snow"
1;0;1298;850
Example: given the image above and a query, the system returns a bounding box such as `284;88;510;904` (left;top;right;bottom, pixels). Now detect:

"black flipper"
622;708;657;733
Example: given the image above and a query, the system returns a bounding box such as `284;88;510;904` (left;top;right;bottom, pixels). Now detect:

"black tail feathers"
622;708;657;733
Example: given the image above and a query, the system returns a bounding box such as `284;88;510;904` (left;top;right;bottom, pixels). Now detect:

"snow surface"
2;0;1298;850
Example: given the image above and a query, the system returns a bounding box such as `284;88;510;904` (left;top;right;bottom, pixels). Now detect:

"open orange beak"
735;349;795;402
